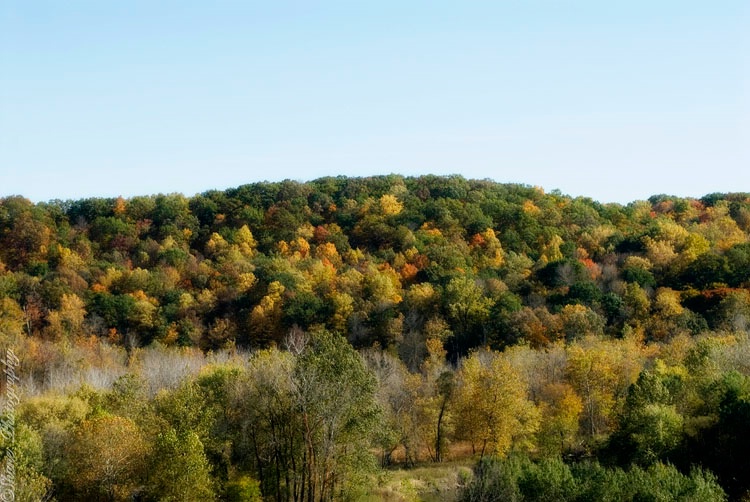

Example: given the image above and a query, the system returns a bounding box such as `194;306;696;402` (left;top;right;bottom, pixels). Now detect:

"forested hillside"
2;175;750;500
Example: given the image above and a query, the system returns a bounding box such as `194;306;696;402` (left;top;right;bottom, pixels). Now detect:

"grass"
359;460;474;502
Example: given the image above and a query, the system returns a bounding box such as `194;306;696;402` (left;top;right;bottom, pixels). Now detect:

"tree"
361;349;412;465
379;194;403;217
45;292;86;339
565;337;643;444
411;338;455;463
687;371;750;499
0;198;51;268
455;350;539;458
293;330;381;501
225;475;263;502
444;276;493;354
247;281;285;347
0;423;53;502
536;383;584;457
470;228;505;270
0;296;25;345
605;359;690;467
64;415;148;501
230;332;383;501
558;304;604;342
146;428;215;501
229;348;299;500
459;456;725;502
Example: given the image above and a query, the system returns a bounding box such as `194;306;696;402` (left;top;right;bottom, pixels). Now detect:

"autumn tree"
565;336;644;444
410;338;455;463
536;382;584;457
455;349;539;458
64;415;148;501
247;281;286;347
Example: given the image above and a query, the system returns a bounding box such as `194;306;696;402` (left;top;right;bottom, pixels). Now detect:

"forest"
2;174;750;500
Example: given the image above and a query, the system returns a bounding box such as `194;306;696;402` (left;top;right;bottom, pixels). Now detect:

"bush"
225;475;263;502
459;456;725;502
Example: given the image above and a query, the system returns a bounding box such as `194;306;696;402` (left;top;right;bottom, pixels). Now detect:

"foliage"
455;350;539;458
63;415;148;501
458;456;726;502
3;176;750;499
145;428;215;501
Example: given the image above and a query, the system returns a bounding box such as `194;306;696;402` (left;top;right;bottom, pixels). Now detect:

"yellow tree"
55;246;89;293
379;194;404;216
328;291;354;333
697;201;746;250
455;350;540;458
233;224;257;257
45;293;87;339
538;234;564;266
0;296;25;345
566;343;618;440
470;228;505;270
444;276;492;348
248;281;285;346
414;338;455;462
565;337;644;442
647;287;689;340
65;415;148;501
643;219;709;276
536;383;584;456
623;282;651;328
558;304;605;342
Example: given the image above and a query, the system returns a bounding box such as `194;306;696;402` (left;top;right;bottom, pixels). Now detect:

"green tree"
225;475;263;502
0;422;53;502
146;428;215;501
228;348;300;500
294;330;382;501
444;276;493;353
608;361;686;466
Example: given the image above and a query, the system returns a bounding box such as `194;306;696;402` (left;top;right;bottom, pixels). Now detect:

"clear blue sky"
1;1;748;204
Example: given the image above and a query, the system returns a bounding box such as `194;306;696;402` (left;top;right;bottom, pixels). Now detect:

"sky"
1;1;748;204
